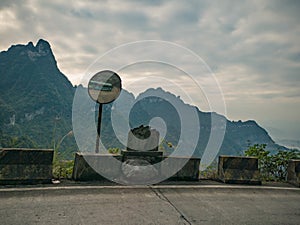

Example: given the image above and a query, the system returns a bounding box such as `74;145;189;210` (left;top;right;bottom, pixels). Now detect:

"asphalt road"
0;185;299;225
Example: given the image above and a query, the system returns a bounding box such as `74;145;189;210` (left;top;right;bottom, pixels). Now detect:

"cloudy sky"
1;0;300;141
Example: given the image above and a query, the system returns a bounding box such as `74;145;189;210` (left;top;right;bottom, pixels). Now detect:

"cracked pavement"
0;185;299;225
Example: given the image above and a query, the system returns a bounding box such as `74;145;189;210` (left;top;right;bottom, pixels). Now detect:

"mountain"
0;39;287;159
0;39;76;156
110;87;284;156
74;85;285;157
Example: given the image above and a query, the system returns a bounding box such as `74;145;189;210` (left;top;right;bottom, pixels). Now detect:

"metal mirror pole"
95;103;103;153
88;70;122;153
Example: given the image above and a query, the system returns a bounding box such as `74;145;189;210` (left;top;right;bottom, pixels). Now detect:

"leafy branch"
245;144;300;181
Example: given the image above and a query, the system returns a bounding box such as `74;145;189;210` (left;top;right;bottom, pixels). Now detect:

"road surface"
0;184;299;225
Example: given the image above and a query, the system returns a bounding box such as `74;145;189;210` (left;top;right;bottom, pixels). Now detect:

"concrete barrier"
162;157;200;181
72;152;122;181
287;159;300;187
0;148;53;184
218;155;261;185
72;152;201;182
122;150;163;164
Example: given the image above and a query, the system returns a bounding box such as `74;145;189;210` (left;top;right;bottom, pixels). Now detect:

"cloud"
0;0;299;139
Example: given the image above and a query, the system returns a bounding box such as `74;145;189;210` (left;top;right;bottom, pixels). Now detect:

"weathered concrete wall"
72;152;122;181
161;157;200;181
218;155;261;185
72;152;201;182
287;159;300;187
0;148;53;184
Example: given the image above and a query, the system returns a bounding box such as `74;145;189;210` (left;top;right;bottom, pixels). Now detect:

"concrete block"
127;125;159;151
0;148;53;184
122;150;163;164
72;152;122;181
287;159;300;187
161;157;200;181
218;155;261;185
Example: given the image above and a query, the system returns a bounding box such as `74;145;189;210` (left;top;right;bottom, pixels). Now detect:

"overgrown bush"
199;161;218;180
107;147;120;154
53;160;74;179
244;144;300;181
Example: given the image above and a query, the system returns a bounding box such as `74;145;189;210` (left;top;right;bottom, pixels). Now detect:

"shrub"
53;160;74;179
245;144;300;181
107;147;120;154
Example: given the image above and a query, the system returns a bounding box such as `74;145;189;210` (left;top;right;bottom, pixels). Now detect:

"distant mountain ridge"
127;87;283;155
0;39;287;158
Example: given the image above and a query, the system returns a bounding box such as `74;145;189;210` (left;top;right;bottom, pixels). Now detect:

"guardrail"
287;159;300;187
218;155;261;185
72;152;122;181
0;148;53;184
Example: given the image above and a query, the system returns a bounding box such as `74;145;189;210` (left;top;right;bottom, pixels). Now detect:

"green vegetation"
0;133;38;148
199;161;218;180
107;147;120;154
53;160;74;179
52;130;75;179
159;140;176;155
245;144;300;181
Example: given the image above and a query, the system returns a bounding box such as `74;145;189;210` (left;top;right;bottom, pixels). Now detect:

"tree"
0;133;38;148
245;144;300;181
